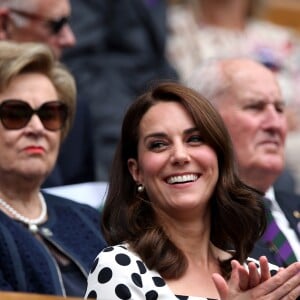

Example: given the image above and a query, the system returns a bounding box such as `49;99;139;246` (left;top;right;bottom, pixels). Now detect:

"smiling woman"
84;82;300;300
127;100;219;217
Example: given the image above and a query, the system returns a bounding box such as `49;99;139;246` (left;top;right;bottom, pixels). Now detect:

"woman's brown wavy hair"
102;81;266;279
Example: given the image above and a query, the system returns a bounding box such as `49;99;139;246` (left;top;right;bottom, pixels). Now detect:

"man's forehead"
229;66;280;92
218;83;282;110
37;0;71;16
224;58;273;73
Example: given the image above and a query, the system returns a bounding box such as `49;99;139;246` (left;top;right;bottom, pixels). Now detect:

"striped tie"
263;198;297;266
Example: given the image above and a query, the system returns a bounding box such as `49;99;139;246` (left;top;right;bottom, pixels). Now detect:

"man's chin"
260;159;284;174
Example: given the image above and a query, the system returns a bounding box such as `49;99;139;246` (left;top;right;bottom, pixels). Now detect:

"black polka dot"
86;290;97;299
270;269;278;276
152;276;165;287
98;267;112;283
176;295;188;300
145;290;158;300
131;273;143;288
115;253;131;266
90;257;99;274
115;284;131;299
136;260;147;274
103;246;114;252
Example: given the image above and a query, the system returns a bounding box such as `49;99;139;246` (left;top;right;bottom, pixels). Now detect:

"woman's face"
0;73;61;181
128;101;219;219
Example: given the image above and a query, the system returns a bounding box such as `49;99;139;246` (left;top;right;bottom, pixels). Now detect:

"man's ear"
0;8;9;40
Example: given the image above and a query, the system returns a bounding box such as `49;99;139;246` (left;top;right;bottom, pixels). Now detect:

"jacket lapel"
275;190;300;240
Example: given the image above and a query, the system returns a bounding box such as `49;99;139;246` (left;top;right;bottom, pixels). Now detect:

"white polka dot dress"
85;244;279;300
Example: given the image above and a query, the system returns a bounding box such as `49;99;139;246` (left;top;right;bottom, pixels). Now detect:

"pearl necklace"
0;193;47;233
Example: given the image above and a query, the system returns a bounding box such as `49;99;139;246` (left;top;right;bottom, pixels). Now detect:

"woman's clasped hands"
213;256;300;300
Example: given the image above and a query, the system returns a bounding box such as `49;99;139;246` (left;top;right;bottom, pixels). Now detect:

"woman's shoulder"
91;244;151;276
85;244;178;300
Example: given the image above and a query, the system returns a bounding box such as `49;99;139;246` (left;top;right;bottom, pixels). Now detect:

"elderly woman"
85;82;300;299
0;41;106;297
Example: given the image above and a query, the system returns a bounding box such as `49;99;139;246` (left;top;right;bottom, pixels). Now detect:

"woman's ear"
128;158;140;182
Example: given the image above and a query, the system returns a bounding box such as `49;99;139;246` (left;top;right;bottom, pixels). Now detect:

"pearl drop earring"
137;184;145;193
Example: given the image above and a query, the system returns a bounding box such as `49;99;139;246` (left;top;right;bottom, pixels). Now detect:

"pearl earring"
137;184;145;193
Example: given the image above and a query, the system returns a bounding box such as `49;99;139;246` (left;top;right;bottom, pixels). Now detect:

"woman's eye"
188;135;203;143
148;141;167;150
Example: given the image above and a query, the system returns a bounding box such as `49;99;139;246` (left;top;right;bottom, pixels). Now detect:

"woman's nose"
170;143;190;165
24;114;45;133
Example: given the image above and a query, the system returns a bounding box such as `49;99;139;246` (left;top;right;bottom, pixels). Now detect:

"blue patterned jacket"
0;192;106;296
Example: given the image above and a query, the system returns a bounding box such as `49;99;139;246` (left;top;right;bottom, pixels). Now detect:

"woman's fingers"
213;260;250;299
254;262;300;298
212;273;229;299
247;262;260;288
213;259;300;300
257;256;271;283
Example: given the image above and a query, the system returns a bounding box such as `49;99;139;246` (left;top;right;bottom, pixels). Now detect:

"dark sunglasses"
0;100;68;131
9;8;69;34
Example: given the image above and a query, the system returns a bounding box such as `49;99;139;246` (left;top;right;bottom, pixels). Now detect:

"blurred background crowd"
2;0;300;195
62;0;300;194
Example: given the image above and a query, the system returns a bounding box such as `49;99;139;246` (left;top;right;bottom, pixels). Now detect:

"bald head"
188;58;287;193
188;58;278;105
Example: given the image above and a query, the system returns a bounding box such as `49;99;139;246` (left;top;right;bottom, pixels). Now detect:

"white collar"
265;186;275;202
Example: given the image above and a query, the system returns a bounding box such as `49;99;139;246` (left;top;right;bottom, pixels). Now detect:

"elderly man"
188;58;300;267
0;0;96;187
0;0;75;58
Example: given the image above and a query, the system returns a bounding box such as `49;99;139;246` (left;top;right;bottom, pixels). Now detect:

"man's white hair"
185;56;259;107
185;58;231;107
0;0;36;8
0;0;38;27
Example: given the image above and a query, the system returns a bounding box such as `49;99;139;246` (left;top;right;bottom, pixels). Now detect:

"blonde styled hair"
0;41;76;139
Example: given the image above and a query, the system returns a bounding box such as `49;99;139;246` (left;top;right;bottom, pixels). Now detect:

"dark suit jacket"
63;0;178;180
250;189;300;266
0;192;106;295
